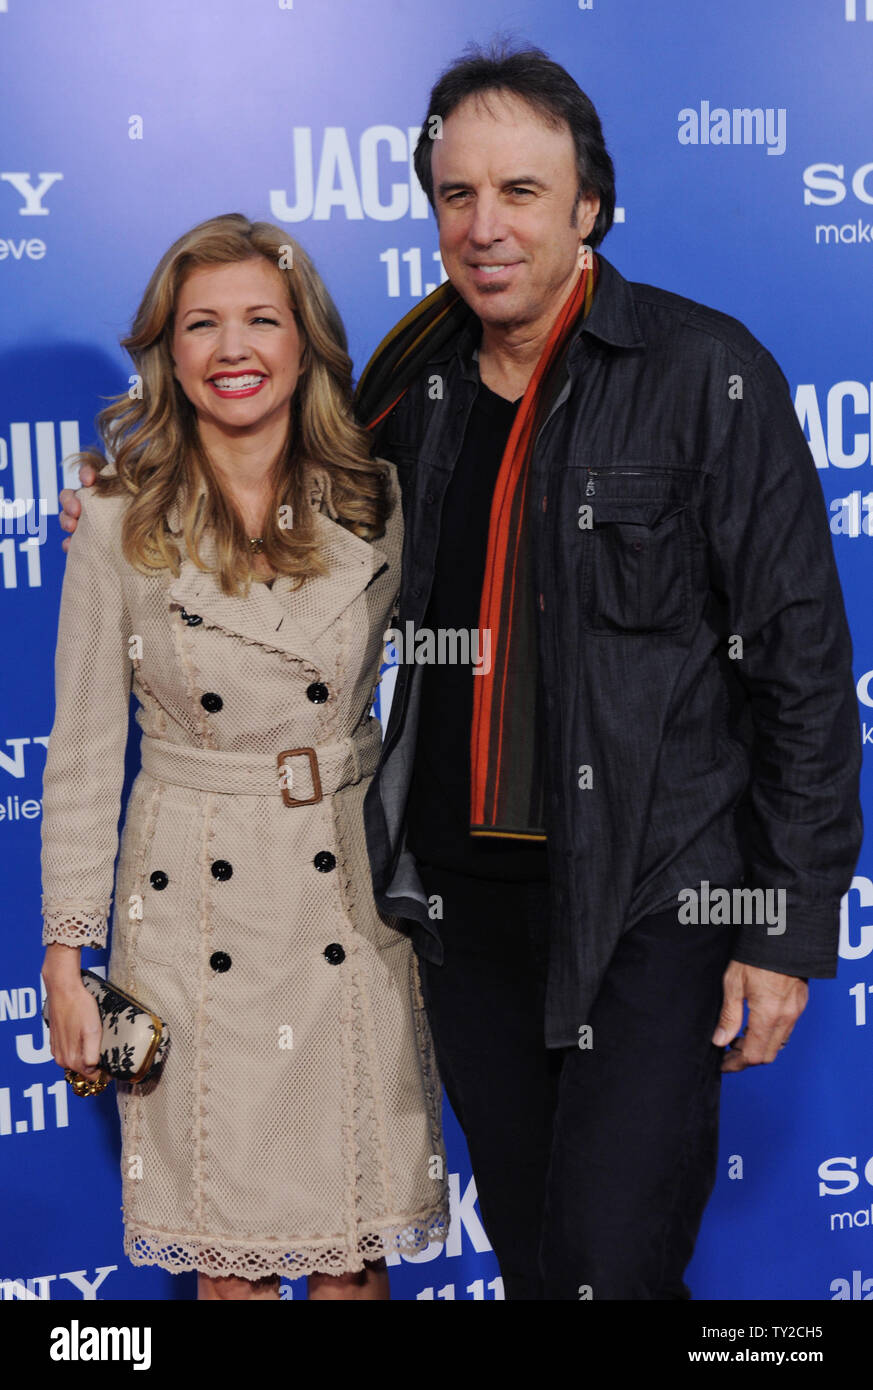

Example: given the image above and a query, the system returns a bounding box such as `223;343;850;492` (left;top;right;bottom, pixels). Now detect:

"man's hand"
713;961;808;1073
58;462;98;551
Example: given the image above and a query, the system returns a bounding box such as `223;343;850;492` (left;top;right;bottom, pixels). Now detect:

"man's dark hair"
413;41;616;248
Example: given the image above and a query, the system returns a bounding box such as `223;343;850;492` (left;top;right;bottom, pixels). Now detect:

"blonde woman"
40;213;447;1300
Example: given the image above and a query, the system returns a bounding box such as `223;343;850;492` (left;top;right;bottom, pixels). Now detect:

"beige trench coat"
40;464;448;1280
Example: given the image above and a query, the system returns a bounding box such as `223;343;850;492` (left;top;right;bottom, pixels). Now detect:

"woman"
40;213;448;1301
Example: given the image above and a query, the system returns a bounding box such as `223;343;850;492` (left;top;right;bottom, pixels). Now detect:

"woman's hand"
42;946;104;1077
58;462;98;551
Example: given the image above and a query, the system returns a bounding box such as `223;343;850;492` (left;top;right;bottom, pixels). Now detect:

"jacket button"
306;681;329;703
209;951;231;972
211;860;233;881
323;943;345;965
538;593;545;612
180;609;202;626
149;870;168;890
201;692;223;712
314;850;336;872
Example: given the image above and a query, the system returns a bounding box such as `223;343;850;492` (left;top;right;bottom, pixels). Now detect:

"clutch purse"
42;968;171;1096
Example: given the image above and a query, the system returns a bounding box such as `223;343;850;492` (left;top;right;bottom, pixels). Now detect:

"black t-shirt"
405;381;550;881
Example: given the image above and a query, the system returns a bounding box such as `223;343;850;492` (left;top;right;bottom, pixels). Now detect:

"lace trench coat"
40;463;448;1280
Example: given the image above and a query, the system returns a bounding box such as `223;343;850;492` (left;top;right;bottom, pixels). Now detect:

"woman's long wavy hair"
85;213;387;594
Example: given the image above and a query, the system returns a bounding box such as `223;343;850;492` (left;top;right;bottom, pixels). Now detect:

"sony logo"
1;1267;116;1300
818;1155;873;1197
0;737;49;778
0;173;63;215
803;163;873;206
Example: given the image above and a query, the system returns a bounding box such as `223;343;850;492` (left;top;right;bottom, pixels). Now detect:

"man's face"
430;90;600;339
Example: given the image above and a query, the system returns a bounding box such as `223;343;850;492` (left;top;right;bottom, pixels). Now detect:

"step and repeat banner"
1;0;872;1302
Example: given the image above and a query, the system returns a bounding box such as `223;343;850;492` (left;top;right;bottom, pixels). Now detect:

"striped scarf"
355;256;598;839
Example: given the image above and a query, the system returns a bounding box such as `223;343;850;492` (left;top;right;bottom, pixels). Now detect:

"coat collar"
567;252;645;352
165;472;388;671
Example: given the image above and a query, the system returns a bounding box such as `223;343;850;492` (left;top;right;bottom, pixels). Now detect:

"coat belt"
139;720;383;804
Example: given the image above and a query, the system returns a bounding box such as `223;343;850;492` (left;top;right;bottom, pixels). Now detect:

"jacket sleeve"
702;345;863;977
40;488;133;949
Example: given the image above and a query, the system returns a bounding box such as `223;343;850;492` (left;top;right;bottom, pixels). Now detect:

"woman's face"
170;257;304;445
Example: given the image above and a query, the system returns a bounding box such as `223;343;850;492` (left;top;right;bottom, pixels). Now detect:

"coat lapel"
165;483;389;669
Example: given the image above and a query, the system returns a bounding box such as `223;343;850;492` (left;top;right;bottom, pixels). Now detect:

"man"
62;45;862;1300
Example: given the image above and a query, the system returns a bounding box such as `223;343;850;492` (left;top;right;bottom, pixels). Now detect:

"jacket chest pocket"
578;468;693;635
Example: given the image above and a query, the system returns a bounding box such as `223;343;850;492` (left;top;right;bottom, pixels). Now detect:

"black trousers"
415;863;738;1300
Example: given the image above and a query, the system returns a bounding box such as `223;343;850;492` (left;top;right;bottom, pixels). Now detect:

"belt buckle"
277;747;323;807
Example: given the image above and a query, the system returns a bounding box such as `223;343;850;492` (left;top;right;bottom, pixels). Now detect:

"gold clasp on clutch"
64;1067;109;1097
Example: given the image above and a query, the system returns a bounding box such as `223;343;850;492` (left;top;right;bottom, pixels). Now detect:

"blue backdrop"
1;0;872;1302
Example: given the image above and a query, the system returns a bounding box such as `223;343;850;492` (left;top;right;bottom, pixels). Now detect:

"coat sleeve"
40;488;133;949
702;345;863;977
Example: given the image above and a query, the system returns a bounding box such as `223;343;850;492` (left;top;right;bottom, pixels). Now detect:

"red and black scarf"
355;257;598;840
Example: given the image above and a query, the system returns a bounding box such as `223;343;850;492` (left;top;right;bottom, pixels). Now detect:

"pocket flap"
590;498;686;528
584;465;694;528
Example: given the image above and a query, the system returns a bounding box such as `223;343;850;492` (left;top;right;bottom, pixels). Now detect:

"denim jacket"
363;252;863;1047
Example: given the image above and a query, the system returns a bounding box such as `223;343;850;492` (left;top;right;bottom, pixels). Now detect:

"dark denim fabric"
414;864;737;1300
363;253;863;1047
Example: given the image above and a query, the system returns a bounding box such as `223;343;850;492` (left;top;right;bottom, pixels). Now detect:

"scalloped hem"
42;922;107;950
42;898;108;949
123;1203;449;1279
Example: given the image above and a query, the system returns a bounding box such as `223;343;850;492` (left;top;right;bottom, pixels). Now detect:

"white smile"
477;265;508;275
210;374;265;390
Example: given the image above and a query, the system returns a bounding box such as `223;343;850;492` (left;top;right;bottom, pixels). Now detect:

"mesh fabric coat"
40;463;448;1280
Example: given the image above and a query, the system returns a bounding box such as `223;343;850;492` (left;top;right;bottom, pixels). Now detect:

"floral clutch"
42;968;171;1096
